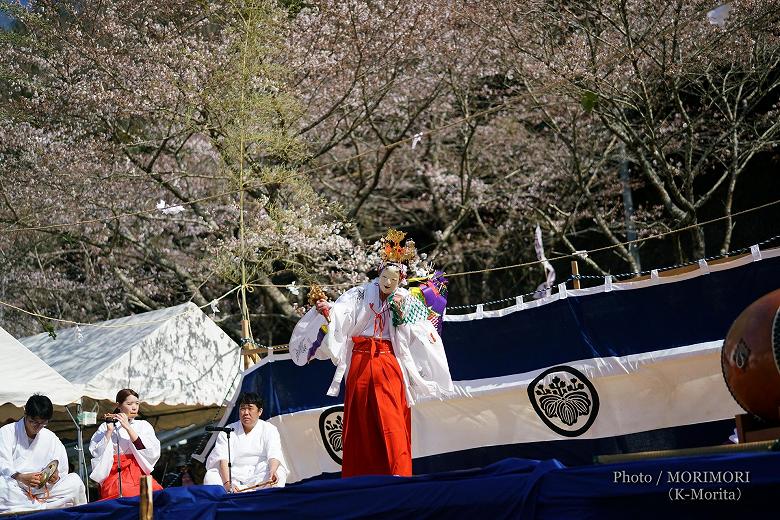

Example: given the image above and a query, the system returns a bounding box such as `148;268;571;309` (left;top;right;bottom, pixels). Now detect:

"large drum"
721;288;780;422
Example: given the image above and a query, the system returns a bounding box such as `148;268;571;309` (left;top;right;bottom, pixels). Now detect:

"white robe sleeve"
406;319;454;395
129;421;161;475
289;285;365;370
88;424;113;484
0;426;15;478
323;286;365;396
264;424;286;471
392;291;455;403
288;307;329;366
321;286;363;366
205;430;229;471
53;436;69;477
88;420;161;484
88;423;109;459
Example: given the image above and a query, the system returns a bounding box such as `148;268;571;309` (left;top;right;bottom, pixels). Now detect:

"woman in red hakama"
341;335;412;477
98;452;163;500
89;389;163;499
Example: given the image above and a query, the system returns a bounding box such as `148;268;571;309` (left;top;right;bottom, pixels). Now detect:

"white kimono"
88;419;161;484
290;279;454;405
204;420;288;488
0;419;86;512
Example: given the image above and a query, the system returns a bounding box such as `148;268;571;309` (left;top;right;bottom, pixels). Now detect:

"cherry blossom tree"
476;0;780;268
0;0;369;341
1;0;778;340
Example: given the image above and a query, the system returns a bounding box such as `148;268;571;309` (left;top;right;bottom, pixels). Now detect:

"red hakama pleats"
341;336;412;478
99;454;163;500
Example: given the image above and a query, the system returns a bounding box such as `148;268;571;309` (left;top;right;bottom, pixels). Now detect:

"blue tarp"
17;451;780;518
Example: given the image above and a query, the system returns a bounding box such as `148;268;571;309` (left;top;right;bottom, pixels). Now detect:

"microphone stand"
206;425;235;493
111;421;123;498
226;428;233;494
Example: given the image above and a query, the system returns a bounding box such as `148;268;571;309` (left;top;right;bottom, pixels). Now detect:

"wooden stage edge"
594;439;780;464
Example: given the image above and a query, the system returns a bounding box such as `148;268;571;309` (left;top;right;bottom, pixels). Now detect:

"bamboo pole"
241;319;259;368
139;475;153;520
570;260;581;289
241;319;250;369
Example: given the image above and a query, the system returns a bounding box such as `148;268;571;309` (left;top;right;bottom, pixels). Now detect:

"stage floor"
11;449;780;519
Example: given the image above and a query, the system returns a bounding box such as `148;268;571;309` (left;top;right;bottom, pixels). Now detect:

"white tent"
0;324;82;421
20;302;240;436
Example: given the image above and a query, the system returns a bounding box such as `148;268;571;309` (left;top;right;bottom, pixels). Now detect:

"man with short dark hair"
0;395;86;512
204;392;288;491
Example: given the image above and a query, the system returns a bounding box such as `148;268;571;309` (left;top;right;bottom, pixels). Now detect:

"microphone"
205;425;234;433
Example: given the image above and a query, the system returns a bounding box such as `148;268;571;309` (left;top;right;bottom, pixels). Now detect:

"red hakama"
341;336;412;477
99;454;163;500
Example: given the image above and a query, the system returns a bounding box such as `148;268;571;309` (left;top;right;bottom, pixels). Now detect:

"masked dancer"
290;229;453;477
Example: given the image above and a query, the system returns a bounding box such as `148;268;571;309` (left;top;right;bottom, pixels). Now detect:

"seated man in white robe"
204;392;288;491
0;394;87;512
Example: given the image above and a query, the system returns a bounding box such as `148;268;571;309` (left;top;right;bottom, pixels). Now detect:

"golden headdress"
378;228;419;277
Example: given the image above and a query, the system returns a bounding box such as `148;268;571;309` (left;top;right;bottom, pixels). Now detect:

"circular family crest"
318;405;344;465
527;365;599;437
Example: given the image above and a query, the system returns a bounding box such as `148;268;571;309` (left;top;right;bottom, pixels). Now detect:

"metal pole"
76;402;87;481
226;429;233;493
65;401;89;501
114;426;123;498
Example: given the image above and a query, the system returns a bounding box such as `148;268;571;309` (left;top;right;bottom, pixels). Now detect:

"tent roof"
21;304;190;384
21;302;241;408
0;324;82;408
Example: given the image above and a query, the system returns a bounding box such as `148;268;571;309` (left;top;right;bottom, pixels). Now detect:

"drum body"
721;288;780;422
